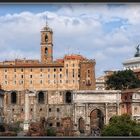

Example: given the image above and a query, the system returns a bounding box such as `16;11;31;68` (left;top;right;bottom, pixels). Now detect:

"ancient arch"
38;91;45;104
11;91;17;104
78;117;85;134
90;109;104;135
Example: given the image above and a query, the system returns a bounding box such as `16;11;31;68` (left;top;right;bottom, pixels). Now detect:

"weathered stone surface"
26;117;47;136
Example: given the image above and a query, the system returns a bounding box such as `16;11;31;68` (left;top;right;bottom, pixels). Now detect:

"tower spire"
41;21;53;63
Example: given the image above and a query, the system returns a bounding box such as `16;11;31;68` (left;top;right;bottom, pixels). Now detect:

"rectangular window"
30;81;32;84
66;69;68;77
72;69;74;78
40;80;43;84
14;69;16;72
40;68;43;72
21;75;24;78
78;69;80;78
57;108;60;112
48;74;50;78
5;81;7;84
49;108;51;112
54;68;56;72
88;69;90;77
5;75;7;79
56;122;60;127
30;75;32;78
48;68;50;72
5;69;7;72
21;68;23;72
30;68;32;72
54;74;56;78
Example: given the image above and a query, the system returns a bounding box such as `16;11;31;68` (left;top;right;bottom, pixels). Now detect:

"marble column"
33;92;36;122
23;91;30;131
105;103;108;124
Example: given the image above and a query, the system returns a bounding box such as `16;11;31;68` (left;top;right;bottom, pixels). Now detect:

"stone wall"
3;89;122;136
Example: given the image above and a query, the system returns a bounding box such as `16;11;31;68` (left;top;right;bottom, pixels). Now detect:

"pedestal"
23;120;29;131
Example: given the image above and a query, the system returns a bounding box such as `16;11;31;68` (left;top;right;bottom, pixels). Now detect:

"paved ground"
17;131;26;136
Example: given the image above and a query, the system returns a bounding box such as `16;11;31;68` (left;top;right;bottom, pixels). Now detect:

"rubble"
26;117;47;136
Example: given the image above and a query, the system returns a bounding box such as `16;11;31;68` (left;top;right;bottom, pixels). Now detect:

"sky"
0;4;139;77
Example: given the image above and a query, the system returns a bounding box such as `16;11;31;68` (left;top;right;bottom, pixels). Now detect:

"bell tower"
41;23;53;63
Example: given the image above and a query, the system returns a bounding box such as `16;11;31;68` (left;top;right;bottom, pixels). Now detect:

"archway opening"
45;47;48;55
65;91;72;103
38;91;45;104
90;109;104;136
11;92;17;104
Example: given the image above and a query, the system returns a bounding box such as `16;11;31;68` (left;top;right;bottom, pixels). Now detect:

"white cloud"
0;4;140;77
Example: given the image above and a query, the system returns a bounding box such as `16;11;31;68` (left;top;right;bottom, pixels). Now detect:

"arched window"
38;92;45;104
11;92;17;104
65;91;72;103
45;34;48;42
45;47;48;55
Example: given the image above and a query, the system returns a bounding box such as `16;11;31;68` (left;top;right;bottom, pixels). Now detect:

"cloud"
0;4;140;77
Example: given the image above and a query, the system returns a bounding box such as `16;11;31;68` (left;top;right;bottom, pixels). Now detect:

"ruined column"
116;92;120;115
23;91;30;131
73;103;77;131
105;103;108;124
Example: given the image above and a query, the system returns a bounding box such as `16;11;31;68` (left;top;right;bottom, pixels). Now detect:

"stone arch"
65;91;72;103
90;109;104;135
78;117;85;134
11;91;17;104
38;91;45;104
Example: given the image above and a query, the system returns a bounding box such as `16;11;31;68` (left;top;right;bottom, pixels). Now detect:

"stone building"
0;24;96;132
72;90;121;135
122;46;140;79
1;23;140;136
96;70;115;90
3;89;122;136
0;24;96;92
0;90;4;124
121;88;140;122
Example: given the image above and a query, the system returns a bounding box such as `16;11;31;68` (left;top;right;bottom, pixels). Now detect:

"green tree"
101;114;140;136
106;69;140;90
46;128;56;136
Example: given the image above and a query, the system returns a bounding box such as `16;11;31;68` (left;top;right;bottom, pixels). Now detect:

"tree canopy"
101;114;140;136
106;69;140;90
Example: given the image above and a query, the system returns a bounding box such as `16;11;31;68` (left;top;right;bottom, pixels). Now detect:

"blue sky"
0;4;139;77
